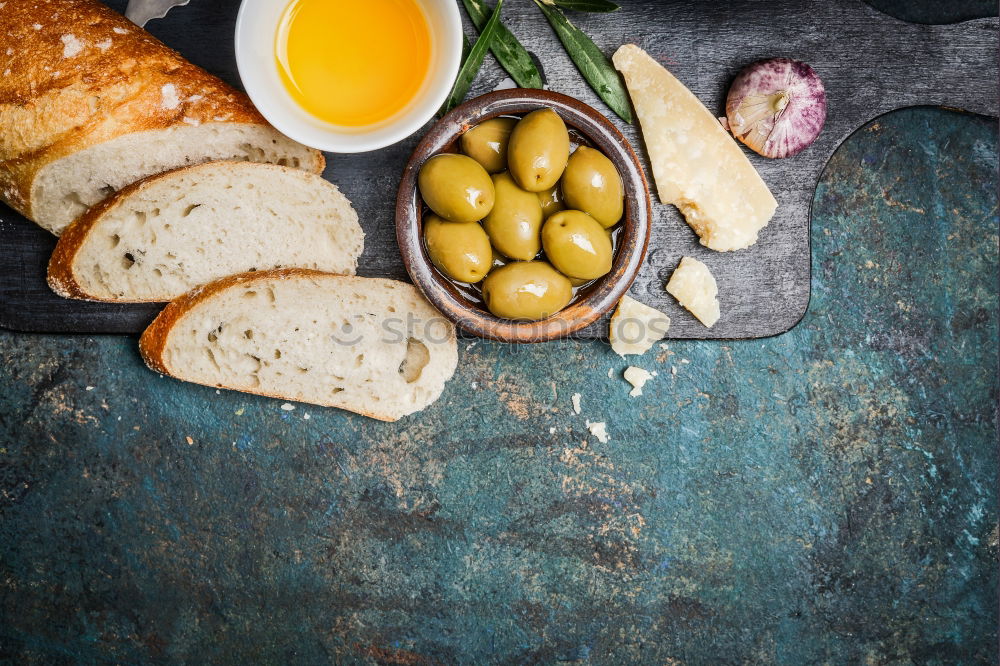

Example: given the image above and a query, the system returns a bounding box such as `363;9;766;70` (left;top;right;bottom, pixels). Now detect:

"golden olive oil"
275;0;432;127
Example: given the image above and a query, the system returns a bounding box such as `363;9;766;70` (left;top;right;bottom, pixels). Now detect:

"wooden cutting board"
1;0;995;337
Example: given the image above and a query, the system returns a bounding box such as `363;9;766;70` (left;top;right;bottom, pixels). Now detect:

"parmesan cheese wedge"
613;45;778;252
666;257;721;328
609;295;671;357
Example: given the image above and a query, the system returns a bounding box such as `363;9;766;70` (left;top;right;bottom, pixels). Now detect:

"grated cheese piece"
609;295;671;357
623;367;653;397
666;257;720;328
586;420;609;443
613;45;777;251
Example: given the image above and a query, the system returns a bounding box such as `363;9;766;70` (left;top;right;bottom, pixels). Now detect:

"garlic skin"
726;58;826;159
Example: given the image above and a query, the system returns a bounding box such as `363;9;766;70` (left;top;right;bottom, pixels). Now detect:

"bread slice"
48;162;364;302
139;270;458;421
0;0;323;236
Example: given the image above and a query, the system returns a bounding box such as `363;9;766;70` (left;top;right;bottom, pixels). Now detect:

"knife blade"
124;0;191;27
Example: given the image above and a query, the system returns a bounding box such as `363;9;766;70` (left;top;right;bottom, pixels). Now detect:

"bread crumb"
671;366;677;375
185;436;194;445
61;34;84;58
161;83;180;110
549;426;556;434
303;413;310;420
623;367;653;397
586;420;609;443
234;408;244;416
5;48;12;56
571;393;581;414
280;403;295;411
113;27;130;35
471;381;478;389
85;386;94;391
607;368;613;378
95;38;112;51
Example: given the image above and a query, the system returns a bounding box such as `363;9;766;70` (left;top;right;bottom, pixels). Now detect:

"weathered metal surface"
0;0;996;338
0;106;995;663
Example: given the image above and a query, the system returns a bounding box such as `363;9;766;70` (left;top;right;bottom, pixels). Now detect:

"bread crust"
47;161;342;302
0;0;323;221
139;269;457;421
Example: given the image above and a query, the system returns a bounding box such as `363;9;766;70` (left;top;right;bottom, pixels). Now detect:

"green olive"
423;214;493;283
418;153;495;223
483;171;543;261
561;146;624;228
568;276;592;287
507;108;570;192
541;210;613;280
481;261;573;321
537;184;565;219
460;117;517;174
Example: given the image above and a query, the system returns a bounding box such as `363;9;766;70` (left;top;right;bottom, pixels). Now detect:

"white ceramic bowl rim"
235;0;462;154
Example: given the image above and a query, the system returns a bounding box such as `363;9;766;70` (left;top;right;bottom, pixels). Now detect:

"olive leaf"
441;0;505;116
462;0;543;89
543;0;620;12
533;0;632;123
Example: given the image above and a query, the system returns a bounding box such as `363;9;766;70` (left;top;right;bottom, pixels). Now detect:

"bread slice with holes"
48;162;364;302
0;0;323;236
139;269;458;421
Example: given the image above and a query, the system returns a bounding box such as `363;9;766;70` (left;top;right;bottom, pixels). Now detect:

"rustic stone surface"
0;105;995;663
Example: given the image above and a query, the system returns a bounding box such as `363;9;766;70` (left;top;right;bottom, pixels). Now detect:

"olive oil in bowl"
275;0;432;129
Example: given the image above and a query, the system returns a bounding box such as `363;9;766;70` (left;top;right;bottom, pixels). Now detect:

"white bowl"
235;0;463;153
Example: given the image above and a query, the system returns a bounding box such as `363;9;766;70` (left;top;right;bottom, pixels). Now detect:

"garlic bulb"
726;58;826;159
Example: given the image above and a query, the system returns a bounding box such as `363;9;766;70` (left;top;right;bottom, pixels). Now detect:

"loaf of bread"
139;270;458;421
48;161;364;302
0;0;324;236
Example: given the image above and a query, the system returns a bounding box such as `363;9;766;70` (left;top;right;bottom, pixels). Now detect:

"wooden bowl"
395;89;651;342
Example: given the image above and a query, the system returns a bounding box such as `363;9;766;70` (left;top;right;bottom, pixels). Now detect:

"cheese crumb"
303;413;310;420
607;368;614;378
571;393;582;415
280;403;295;411
61;34;84;58
609;295;671;356
666;257;720;327
623;367;653;397
161;83;180;110
85;386;95;391
549;427;556;434
586;420;609;443
234;408;244;416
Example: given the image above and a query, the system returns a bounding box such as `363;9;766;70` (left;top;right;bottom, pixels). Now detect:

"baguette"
0;0;324;236
139;270;458;421
48;161;363;302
